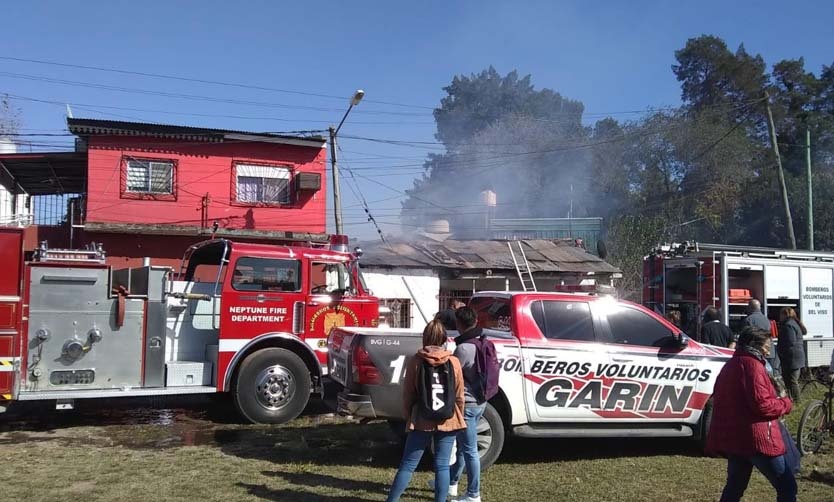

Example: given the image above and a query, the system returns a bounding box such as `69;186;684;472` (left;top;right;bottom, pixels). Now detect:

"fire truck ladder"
508;240;537;292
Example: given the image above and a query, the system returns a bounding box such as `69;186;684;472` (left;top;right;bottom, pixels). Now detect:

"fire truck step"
17;386;218;401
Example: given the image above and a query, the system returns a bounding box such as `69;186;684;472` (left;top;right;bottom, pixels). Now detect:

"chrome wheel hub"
255;365;296;410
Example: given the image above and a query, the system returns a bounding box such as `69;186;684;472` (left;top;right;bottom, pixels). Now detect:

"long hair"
422;319;447;347
779;307;808;335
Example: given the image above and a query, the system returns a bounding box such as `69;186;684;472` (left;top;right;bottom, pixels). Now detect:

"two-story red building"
0;118;329;266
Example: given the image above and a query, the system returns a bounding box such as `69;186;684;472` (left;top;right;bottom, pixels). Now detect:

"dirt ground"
1;394;832;502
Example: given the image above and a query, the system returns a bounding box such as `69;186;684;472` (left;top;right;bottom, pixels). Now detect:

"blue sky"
4;1;834;239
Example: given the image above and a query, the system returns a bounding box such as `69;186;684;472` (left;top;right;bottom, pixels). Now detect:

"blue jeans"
720;454;797;502
387;429;456;502
451;403;486;497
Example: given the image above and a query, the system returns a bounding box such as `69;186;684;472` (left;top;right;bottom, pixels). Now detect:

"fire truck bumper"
337;392;377;418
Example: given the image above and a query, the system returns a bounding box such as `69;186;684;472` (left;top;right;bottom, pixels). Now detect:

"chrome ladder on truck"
508;240;537;292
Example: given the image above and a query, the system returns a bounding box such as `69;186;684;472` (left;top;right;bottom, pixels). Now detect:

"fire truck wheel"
234;348;311;424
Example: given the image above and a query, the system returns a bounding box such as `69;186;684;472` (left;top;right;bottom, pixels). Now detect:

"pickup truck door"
594;304;711;423
523;299;611;422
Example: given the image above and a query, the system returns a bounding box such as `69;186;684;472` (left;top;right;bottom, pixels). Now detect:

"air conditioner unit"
295;172;321;192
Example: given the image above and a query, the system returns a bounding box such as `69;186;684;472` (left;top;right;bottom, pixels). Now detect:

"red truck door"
0;228;23;399
222;255;306;343
305;260;374;364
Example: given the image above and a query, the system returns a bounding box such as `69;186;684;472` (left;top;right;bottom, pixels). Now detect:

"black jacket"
778;319;806;370
700;320;733;347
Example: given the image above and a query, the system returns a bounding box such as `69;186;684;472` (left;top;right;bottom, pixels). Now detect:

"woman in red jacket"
707;327;795;502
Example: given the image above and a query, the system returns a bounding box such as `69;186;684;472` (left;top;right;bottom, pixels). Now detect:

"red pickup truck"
327;291;732;467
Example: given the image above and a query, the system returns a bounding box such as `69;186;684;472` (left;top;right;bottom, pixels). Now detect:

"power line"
0;55;435;110
0;71;427;116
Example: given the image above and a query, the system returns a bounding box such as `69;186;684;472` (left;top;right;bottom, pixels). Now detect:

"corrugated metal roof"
360;238;620;274
67;118;326;147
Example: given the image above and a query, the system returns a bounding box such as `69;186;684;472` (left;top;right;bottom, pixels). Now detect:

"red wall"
84;136;327;233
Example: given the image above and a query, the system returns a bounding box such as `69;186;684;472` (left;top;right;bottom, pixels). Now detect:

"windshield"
310;262;353;295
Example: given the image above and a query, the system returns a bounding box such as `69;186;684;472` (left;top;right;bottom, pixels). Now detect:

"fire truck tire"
233;348;311;424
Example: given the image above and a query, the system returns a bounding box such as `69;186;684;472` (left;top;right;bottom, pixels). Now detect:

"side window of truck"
606;306;675;347
232;257;301;292
531;300;595;342
469;297;512;331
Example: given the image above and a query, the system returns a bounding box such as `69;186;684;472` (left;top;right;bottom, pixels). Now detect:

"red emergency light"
330;234;349;253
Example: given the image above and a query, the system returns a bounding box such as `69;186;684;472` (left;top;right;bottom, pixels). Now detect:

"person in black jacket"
778;307;807;402
700;307;733;347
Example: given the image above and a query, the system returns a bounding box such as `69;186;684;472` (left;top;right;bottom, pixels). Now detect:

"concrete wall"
362;267;439;331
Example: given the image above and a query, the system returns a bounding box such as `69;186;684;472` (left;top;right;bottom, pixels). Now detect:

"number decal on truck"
389;355;405;384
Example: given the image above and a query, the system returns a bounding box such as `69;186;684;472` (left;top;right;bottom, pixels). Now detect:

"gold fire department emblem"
323;312;347;333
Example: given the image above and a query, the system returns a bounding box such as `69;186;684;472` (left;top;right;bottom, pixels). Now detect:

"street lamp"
330;89;364;234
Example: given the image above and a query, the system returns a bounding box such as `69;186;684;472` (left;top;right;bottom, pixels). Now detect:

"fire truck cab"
643;242;834;368
0;228;378;424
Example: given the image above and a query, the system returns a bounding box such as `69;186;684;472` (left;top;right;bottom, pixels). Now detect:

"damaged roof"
360;238;620;275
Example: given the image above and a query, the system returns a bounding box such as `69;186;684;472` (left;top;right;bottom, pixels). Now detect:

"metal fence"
31;194;83;226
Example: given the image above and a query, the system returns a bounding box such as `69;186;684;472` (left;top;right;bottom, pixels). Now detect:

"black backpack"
416;360;457;421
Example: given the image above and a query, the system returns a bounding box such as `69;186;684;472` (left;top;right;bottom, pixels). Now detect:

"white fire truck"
643;242;834;367
0;228;378;423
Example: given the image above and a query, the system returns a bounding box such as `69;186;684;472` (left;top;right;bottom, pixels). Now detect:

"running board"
513;424;694;438
17;386;218;401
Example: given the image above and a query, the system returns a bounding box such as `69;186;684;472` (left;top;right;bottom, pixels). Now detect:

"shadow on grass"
261;470;395;493
806;469;834;486
237;482;374;502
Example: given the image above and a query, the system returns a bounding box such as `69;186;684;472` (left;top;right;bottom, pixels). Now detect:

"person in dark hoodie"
707;326;795;502
700;306;733;347
777;307;807;402
386;319;465;502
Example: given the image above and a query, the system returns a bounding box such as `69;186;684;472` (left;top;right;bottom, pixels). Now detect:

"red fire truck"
0;228;378;424
643;242;834;368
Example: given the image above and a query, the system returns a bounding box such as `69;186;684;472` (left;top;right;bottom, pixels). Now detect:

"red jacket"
706;351;793;457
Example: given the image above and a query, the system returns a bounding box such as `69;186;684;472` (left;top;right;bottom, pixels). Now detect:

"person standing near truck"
744;299;781;374
448;307;487;502
707;327;796;502
386;320;466;502
777;307;807;402
701;307;733;347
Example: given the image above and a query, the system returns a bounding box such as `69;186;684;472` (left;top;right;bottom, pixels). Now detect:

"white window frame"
126;159;174;194
235;164;292;204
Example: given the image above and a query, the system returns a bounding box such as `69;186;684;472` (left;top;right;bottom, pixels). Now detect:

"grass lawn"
1;394;832;502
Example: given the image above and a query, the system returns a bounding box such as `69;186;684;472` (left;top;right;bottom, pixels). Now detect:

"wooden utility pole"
764;90;797;249
805;129;814;251
329;126;343;234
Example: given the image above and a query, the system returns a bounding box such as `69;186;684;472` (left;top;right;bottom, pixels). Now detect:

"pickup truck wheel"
430;403;504;470
478;403;504;470
698;398;714;453
233;348;311;424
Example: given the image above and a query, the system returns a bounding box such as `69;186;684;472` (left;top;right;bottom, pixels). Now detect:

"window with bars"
126;159;174;194
380;298;412;328
235;164;291;204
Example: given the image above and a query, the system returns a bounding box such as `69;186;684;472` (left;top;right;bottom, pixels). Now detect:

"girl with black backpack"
386;320;466;502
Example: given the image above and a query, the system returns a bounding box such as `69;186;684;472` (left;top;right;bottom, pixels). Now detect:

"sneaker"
452;497;481;502
427;479;458;498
